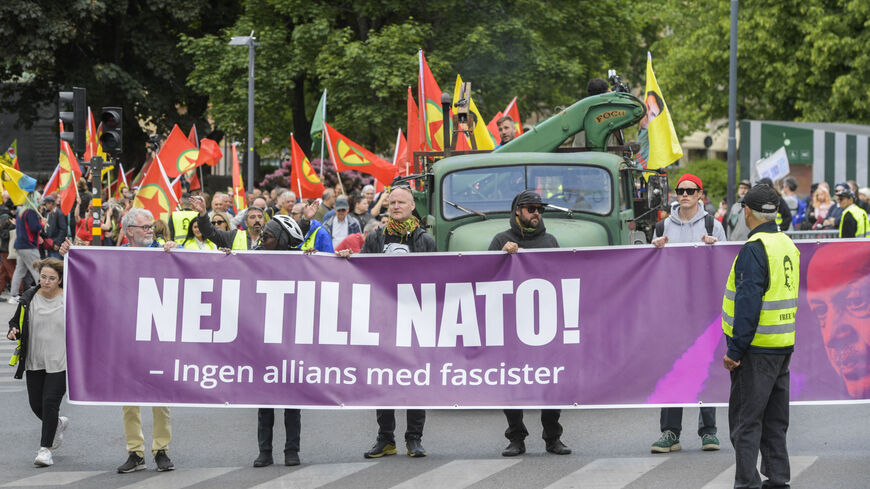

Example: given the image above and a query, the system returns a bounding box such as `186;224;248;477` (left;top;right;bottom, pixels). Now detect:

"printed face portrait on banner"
807;244;870;399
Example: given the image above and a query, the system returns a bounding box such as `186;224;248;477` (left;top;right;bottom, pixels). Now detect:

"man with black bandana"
489;190;570;457
359;184;436;459
251;215;307;468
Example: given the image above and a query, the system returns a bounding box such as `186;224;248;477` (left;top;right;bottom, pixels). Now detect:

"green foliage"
668;159;731;206
646;0;870;137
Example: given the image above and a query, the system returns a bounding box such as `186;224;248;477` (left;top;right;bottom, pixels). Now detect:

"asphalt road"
1;302;869;489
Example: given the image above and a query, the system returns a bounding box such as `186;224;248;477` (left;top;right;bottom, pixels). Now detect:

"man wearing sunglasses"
489;190;568;457
834;188;868;238
650;173;726;454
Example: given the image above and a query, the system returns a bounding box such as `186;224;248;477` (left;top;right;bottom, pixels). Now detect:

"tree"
0;0;241;168
182;0;652;157
646;0;870;137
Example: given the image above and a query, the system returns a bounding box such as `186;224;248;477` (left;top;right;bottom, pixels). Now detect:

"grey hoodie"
656;201;727;244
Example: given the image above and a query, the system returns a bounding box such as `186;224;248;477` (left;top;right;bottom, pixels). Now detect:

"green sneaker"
651;430;681;453
701;433;720;451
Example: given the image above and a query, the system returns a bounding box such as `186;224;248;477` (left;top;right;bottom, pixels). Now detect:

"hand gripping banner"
64;240;870;408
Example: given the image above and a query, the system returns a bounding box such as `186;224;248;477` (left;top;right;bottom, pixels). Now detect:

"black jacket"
43;207;68;246
7;285;40;379
362;226;436;254
488;216;559;251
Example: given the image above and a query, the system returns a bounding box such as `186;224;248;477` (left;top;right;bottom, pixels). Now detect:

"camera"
607;69;630;93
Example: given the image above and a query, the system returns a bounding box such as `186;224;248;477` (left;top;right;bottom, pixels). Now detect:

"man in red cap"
650;173;726;454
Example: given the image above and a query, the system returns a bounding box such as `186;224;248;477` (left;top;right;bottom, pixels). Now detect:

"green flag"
310;89;326;153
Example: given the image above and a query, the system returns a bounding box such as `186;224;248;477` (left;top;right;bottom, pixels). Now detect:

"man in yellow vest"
722;184;800;489
834;188;868;238
190;196;264;250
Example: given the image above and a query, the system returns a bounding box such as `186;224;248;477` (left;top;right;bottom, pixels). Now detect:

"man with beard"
490;190;569;457
807;243;870;399
251;215;308;468
496;116;518;147
191;197;264;250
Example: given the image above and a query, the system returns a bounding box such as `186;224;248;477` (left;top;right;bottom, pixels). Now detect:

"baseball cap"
738;179;751;188
743;184;779;213
835;188;855;200
512;190;546;209
43;195;56;203
334;195;349;210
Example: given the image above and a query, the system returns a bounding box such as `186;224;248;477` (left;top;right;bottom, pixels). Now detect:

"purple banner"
65;240;870;408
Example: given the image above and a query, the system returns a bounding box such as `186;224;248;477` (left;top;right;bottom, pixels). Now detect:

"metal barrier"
785;230;839;240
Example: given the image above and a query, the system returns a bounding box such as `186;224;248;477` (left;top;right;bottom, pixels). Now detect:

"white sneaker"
52;416;69;450
7;296;19;304
34;447;53;467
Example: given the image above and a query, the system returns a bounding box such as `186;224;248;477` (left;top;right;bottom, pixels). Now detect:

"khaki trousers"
122;406;171;457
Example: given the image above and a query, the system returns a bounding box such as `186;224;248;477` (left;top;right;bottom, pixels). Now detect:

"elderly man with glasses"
649;173;726;454
489;190;569;457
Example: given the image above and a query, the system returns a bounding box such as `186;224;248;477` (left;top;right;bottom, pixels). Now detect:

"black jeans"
257;408;301;453
503;409;563;442
375;409;425;442
26;370;66;448
729;352;791;489
660;406;717;437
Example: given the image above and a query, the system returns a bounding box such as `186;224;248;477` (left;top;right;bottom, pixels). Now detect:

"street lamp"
229;31;259;193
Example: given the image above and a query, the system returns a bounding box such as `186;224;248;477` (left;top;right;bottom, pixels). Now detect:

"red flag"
393;129;410;177
83;107;99;162
487;111;503;142
194;138;222;167
406;86;423;171
132;157;153;187
418;51;448;151
324;123;398;185
187;125;199;148
188;171;202;192
230;144;246;213
290;134;325;200
503;97;523;136
156;125;198;178
134;154;178;222
48;121;84;214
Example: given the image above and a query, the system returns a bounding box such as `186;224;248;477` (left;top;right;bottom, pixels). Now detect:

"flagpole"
392;129;401;166
319;89;326;176
323;124;346;195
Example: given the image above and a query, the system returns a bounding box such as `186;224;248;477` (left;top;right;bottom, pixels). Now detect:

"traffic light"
58;87;87;157
99;107;123;155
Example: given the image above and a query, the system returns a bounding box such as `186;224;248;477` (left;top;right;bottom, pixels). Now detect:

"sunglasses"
211;220;226;225
675;188;700;196
522;205;545;214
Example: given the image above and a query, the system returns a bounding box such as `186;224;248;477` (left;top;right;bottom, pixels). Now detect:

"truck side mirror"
647;174;669;210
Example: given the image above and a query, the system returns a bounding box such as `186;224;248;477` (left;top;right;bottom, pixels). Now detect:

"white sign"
753;146;790;183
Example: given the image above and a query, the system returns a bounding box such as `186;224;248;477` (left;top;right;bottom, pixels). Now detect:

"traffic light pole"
85;156;104;246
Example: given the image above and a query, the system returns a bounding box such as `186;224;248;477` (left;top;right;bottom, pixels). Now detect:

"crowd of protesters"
4;166;867;474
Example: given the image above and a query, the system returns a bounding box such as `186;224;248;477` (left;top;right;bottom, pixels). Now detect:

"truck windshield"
441;164;612;220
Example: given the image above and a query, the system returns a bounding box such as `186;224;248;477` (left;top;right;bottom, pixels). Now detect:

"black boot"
253;451;273;467
502;440;526;457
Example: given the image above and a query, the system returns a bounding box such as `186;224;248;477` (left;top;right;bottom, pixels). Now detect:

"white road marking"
390;459;521;489
544;457;668;489
249;462;374;489
700;455;819;489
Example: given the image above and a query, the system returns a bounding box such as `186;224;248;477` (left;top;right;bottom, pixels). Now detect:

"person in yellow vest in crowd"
834;188;868;238
169;194;199;244
191;196;264;250
722;184;799;489
289;202;334;253
178;220;217;250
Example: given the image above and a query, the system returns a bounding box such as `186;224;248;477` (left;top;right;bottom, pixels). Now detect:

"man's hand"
702;235;718;245
723;355;741;371
58;238;73;257
502;241;519;254
163;241;179;252
7;327;19;340
190;195;208;216
303;200;319;220
335;249;352;259
652;236;669;248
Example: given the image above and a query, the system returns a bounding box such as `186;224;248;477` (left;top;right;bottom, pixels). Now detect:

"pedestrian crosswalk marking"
0;470;103;487
115;467;236;489
247;462;373;489
700;455;819;489
543;457;669;489
0;377;19;383
389;459;520;489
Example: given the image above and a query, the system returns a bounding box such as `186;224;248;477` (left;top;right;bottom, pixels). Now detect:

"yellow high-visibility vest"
231;230;249;250
171;211;199;244
839;204;868;238
722;231;800;348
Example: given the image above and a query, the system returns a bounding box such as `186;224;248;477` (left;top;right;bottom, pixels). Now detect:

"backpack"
655;213;714;238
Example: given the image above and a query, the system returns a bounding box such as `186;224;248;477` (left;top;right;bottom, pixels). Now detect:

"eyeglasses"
211;220;226;225
675;188;700;196
40;274;59;282
522;205;545;214
127;224;154;231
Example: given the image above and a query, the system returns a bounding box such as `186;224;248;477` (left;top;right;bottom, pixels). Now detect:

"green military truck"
407;90;670;251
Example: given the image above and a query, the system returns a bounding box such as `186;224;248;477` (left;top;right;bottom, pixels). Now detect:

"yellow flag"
0;162;36;205
641;52;682;170
452;75;497;150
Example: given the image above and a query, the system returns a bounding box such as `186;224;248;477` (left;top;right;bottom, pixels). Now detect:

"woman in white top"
7;258;68;467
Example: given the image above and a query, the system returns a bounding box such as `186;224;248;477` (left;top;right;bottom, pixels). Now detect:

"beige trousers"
122;406;171;457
